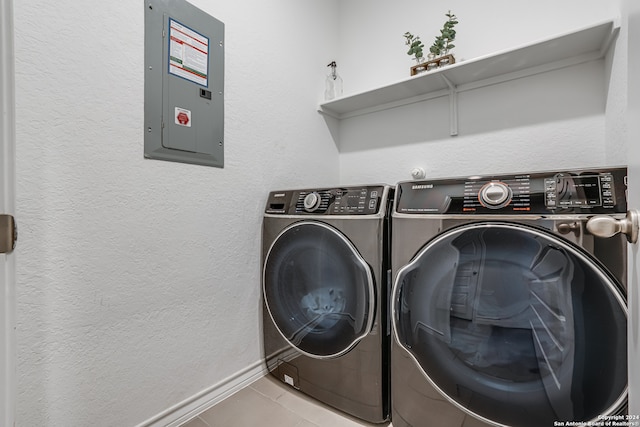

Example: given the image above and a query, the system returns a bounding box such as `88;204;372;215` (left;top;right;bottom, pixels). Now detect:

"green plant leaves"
404;31;425;60
405;11;457;61
429;11;458;56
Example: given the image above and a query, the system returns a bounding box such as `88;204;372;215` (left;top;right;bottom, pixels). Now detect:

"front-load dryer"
390;167;634;427
262;185;392;423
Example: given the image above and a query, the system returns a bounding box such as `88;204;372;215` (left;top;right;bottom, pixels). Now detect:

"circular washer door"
392;222;627;427
264;221;375;358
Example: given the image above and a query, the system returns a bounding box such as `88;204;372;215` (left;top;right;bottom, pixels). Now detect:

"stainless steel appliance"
391;167;635;427
262;185;392;423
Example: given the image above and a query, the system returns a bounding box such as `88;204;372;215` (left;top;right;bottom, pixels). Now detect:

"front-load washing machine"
262;185;392;423
390;167;636;427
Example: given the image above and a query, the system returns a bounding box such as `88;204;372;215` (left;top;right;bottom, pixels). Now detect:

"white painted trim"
625;0;640;417
0;0;16;426
134;360;268;427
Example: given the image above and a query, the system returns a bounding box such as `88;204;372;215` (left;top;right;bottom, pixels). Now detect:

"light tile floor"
181;375;392;427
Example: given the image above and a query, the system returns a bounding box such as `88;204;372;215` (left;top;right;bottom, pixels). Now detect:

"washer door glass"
393;223;627;427
264;221;375;358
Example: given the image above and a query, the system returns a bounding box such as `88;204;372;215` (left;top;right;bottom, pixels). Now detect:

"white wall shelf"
318;20;619;136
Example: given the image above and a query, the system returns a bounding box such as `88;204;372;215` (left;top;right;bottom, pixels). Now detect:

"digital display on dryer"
552;174;602;208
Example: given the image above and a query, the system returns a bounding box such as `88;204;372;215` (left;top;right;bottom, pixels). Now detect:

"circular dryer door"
392;222;627;427
264;221;375;358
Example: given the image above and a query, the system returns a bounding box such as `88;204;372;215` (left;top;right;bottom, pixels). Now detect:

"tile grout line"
249;381;373;427
248;381;338;426
248;386;310;420
196;416;212;427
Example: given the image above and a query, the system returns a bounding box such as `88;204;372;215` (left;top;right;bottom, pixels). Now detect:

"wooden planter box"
410;54;455;76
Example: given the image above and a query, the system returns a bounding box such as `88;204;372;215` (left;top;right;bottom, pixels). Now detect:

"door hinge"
0;214;17;254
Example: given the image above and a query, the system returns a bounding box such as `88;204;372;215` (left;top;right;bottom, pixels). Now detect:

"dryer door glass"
264;221;375;358
393;223;627;427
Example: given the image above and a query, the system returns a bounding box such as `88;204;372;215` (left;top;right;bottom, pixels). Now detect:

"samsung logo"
412;184;434;190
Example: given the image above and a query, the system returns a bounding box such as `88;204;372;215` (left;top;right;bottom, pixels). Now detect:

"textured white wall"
335;0;624;184
606;2;629;166
13;1;339;426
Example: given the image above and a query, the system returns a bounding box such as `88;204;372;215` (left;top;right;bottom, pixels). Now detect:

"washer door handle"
586;210;639;243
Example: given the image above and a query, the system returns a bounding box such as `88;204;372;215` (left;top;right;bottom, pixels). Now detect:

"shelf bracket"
440;74;458;136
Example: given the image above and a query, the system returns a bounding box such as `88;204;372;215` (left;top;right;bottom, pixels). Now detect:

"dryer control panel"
265;185;388;215
396;167;627;215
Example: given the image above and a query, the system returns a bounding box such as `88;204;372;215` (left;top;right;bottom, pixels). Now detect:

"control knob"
479;182;512;209
303;192;322;212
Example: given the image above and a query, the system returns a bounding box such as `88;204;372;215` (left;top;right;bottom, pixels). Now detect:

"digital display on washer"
553;174;603;208
343;194;365;207
332;187;382;214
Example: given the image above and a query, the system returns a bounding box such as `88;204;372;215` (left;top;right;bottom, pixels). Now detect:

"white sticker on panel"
168;19;209;87
174;107;192;127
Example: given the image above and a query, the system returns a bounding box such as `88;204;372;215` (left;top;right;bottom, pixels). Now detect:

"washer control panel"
396;167;627;215
544;172;616;209
265;185;388;215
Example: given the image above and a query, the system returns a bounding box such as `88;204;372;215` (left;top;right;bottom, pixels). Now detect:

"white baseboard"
135;360;268;427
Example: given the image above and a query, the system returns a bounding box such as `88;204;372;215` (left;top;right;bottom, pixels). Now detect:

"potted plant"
403;31;428;75
428;11;458;66
403;32;425;64
404;11;458;75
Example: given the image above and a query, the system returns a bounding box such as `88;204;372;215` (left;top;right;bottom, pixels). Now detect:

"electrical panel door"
144;0;224;167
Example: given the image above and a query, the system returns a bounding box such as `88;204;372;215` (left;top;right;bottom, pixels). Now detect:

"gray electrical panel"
144;0;224;167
